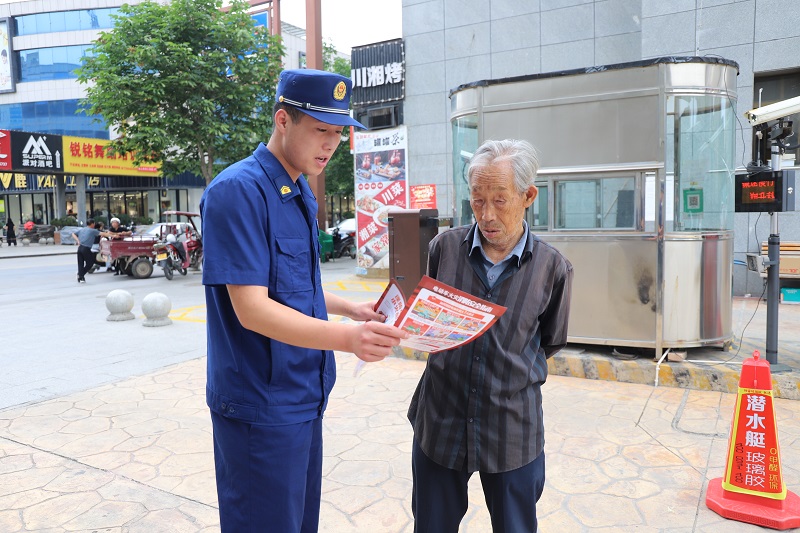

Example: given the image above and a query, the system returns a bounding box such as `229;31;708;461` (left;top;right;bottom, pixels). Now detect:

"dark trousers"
76;245;95;279
412;439;545;533
211;412;323;533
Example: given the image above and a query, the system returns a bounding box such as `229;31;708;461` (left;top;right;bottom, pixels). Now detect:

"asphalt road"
0;252;380;410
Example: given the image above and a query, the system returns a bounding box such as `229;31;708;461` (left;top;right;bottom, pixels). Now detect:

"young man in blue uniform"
201;69;408;533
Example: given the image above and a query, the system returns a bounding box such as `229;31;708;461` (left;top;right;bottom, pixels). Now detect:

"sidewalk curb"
392;346;800;400
0;246;76;259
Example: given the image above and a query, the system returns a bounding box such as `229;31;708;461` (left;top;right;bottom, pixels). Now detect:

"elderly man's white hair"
467;139;540;194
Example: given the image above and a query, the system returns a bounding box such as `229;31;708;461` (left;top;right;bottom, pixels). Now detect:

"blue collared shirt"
201;143;334;426
469;220;529;288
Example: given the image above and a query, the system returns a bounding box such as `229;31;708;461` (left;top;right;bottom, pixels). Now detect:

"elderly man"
105;217;132;273
408;139;573;533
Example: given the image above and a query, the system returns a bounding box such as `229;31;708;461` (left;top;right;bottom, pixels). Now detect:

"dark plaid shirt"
408;224;573;473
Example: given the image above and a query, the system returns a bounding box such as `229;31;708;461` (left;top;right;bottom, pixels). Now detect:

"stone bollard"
22;238;30;246
106;290;135;321
142;292;172;327
46;237;55;245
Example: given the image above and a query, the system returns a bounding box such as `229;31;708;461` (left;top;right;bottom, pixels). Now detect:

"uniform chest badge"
280;185;292;195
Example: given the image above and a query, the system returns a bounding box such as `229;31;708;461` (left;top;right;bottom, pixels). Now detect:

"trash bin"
388;209;440;297
319;230;333;262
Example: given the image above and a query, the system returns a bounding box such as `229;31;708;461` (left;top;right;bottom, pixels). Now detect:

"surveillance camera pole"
765;144;790;371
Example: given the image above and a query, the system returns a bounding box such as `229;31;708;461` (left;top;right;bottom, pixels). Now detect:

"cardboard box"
781;287;800;304
780;256;800;276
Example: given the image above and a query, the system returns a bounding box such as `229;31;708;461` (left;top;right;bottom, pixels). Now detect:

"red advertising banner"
410;184;436;209
0;130;11;170
353;126;408;272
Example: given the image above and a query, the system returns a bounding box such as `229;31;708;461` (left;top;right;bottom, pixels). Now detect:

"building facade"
0;0;208;227
401;0;800;295
0;0;318;229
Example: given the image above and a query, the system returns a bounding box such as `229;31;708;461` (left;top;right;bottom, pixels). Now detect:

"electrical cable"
691;280;768;366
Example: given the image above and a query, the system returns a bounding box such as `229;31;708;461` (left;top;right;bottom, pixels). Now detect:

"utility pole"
305;0;328;231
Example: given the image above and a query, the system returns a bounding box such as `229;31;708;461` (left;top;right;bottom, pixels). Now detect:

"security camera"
745;95;800;126
745;253;768;274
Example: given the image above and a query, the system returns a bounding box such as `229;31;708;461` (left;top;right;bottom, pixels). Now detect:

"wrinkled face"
470;161;537;256
277;111;343;178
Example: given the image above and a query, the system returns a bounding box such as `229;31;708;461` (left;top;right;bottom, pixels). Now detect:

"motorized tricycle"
99;237;158;278
155;211;202;279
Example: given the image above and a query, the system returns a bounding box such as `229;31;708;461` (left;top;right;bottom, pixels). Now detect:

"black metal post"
766;229;780;365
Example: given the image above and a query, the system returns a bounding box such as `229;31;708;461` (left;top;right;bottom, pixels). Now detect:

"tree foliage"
77;0;284;185
323;41;356;199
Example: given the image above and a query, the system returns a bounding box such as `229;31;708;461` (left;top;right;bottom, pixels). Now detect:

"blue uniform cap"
276;69;366;129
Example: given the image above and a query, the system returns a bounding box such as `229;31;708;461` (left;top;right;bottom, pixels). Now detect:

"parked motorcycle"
331;226;356;259
161;210;203;271
154;235;188;280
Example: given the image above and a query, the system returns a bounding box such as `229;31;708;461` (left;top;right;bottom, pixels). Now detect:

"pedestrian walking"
3;217;16;246
72;219;109;283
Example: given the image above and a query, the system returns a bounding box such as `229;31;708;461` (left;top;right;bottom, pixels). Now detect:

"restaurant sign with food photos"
353;125;408;273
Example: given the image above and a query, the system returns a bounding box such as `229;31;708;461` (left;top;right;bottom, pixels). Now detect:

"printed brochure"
375;276;507;353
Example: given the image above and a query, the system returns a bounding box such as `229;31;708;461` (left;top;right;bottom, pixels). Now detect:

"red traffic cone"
706;351;800;529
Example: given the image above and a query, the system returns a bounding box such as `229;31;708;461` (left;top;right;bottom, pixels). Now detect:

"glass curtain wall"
109;192;125;218
126;191;143;218
91;192;109;222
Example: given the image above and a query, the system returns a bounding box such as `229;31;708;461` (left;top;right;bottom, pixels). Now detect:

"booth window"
666;94;735;232
451;114;479;226
554;176;636;230
526;184;548;230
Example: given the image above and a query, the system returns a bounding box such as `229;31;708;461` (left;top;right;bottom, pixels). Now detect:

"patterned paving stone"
0;351;797;532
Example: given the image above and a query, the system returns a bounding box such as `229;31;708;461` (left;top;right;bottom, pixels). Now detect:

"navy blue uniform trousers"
412;439;545;533
211;412;323;533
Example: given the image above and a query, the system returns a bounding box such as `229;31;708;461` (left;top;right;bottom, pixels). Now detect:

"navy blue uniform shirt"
201;143;334;426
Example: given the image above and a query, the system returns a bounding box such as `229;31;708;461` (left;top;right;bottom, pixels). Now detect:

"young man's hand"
349;300;386;322
348;321;408;362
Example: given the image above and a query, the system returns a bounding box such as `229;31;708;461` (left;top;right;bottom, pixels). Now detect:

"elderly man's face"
111;221;119;228
470;161;537;256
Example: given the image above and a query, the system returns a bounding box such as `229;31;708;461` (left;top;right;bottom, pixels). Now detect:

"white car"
327;218;356;236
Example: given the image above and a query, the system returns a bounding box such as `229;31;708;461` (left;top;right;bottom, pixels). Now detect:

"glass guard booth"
450;57;738;356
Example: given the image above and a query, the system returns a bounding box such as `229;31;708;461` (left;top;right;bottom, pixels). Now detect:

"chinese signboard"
350;39;404;106
10;131;63;173
1;129;163;179
353;125;408;273
0;130;11;170
722;386;786;499
410;184;437;210
63;136;161;177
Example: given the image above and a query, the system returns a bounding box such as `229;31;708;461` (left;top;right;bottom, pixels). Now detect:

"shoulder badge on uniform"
280;185;292;195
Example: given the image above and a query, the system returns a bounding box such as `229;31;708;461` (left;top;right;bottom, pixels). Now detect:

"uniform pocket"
275;237;313;292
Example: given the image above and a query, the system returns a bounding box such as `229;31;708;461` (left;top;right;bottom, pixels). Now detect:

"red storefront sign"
0;130;12;170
